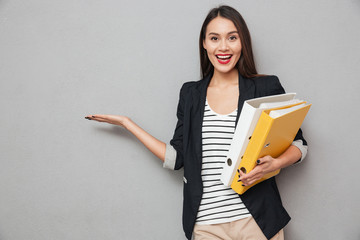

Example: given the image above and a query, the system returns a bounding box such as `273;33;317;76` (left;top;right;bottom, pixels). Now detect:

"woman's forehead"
206;17;238;35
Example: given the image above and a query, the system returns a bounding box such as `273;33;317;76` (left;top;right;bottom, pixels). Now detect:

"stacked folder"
220;93;311;194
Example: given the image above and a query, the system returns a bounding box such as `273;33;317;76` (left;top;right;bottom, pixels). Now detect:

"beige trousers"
193;217;284;240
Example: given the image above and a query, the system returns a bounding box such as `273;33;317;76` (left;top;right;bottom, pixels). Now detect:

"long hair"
199;5;259;78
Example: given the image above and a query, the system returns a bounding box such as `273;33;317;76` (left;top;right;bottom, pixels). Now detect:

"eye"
210;36;218;41
229;35;237;41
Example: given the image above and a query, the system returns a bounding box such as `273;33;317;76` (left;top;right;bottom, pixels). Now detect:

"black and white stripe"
196;101;251;225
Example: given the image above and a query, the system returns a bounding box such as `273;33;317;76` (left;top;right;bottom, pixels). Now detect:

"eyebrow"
208;31;239;36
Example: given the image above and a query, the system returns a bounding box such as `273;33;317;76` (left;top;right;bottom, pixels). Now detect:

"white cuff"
291;139;308;164
163;144;177;170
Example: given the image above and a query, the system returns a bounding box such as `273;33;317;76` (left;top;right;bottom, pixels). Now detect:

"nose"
219;39;229;51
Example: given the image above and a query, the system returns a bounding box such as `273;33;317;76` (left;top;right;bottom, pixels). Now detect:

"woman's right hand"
85;114;130;129
85;114;166;161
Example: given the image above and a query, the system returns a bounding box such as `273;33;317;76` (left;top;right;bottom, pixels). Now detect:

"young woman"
85;5;307;240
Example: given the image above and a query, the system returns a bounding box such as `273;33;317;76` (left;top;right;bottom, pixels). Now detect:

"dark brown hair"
199;5;259;78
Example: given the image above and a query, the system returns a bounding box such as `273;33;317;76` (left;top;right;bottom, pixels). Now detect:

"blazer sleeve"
163;83;189;170
257;75;308;162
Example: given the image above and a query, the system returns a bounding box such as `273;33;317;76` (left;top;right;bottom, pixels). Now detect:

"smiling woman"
199;6;258;79
203;17;242;74
85;5;307;240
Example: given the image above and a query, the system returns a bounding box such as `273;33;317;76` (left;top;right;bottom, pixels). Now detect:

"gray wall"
0;0;359;239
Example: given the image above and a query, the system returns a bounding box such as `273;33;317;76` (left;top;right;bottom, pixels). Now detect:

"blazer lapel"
236;74;255;124
190;74;212;165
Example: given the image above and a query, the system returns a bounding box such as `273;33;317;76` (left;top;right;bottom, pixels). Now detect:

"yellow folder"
231;102;311;194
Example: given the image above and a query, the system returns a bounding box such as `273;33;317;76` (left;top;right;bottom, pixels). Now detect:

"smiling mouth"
216;54;232;64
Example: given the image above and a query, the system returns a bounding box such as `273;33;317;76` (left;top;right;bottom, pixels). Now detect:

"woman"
85;5;307;240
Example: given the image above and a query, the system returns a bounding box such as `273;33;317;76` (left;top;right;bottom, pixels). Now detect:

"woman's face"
203;16;242;75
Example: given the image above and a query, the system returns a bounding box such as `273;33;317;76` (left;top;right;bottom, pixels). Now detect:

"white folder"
220;93;301;186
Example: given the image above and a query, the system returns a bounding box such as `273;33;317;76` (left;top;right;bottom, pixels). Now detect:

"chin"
213;65;237;74
210;57;239;75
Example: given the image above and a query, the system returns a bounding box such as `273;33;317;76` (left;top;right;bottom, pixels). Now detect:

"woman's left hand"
238;155;280;186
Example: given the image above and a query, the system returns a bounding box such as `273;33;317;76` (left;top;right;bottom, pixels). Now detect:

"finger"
86;116;110;123
237;169;242;182
85;115;103;120
237;169;247;182
91;115;112;122
257;157;266;165
241;177;252;186
240;166;262;185
237;169;246;176
91;114;108;119
243;168;258;180
85;115;95;120
258;155;273;164
242;177;253;186
238;172;252;185
243;179;256;186
237;171;249;185
242;174;260;186
91;118;107;122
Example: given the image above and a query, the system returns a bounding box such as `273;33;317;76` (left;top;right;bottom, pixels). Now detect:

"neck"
210;68;239;86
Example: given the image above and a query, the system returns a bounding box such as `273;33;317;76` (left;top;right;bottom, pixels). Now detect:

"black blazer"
170;72;307;240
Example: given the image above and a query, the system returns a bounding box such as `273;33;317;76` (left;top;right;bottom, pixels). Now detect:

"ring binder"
220;93;311;194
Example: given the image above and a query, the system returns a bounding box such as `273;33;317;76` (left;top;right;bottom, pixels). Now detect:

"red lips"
216;54;232;64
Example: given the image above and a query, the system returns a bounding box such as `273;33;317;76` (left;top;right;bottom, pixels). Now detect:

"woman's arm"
85;115;166;161
238;145;302;186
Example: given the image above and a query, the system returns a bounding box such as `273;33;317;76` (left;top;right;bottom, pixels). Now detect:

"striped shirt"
195;100;251;225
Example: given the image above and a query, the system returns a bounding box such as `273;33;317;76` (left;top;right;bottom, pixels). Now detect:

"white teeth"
217;55;231;59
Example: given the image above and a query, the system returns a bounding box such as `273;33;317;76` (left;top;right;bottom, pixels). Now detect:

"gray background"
0;0;359;239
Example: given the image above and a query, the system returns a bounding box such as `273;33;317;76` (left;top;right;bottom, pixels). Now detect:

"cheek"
233;47;242;61
206;52;216;64
205;43;216;54
234;44;242;55
206;48;216;60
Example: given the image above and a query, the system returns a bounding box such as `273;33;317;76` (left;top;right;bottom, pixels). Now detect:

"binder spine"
220;105;257;186
241;113;273;173
231;113;274;194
